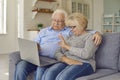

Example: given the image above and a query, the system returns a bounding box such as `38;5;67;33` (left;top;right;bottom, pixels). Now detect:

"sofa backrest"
95;32;120;70
118;52;120;71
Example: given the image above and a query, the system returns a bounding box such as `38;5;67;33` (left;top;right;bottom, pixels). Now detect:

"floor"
0;54;9;80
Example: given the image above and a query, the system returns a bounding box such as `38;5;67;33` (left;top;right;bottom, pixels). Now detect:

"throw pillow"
95;32;120;70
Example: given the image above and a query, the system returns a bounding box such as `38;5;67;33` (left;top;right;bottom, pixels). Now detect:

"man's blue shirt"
34;26;71;58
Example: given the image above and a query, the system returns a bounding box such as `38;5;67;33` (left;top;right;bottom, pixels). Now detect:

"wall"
56;0;104;32
0;0;118;53
0;0;18;54
104;0;120;15
92;0;120;32
103;0;120;33
23;0;104;39
23;0;55;40
93;0;104;32
0;0;59;54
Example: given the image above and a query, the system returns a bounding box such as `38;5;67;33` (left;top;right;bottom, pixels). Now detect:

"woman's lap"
41;62;67;80
55;63;94;80
35;62;94;80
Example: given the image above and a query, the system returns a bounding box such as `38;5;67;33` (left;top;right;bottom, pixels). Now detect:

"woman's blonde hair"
65;13;88;30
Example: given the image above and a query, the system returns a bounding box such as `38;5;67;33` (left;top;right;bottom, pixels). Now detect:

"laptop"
18;38;59;66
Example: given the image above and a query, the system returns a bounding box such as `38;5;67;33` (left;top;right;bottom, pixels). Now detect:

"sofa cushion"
118;52;120;71
76;69;117;80
95;33;120;70
94;72;120;80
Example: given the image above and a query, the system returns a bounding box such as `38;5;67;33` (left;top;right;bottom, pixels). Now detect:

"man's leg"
35;64;56;80
14;60;37;80
35;66;47;80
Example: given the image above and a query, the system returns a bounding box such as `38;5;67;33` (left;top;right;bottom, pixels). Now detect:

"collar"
48;26;69;31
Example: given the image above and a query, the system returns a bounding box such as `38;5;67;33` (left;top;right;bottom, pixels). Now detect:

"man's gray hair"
52;9;68;19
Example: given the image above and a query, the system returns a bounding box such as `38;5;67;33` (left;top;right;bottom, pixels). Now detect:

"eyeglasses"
52;19;65;23
69;26;76;29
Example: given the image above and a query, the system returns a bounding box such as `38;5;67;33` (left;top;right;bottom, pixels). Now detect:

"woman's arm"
61;55;83;65
69;35;98;59
58;34;98;60
54;42;83;65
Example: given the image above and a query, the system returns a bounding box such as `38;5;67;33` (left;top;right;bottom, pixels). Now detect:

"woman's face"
68;20;85;36
51;13;65;31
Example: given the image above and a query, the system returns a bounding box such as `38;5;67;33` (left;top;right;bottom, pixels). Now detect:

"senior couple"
15;8;102;80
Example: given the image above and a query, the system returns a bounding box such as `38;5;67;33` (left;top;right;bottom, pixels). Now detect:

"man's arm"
88;30;102;46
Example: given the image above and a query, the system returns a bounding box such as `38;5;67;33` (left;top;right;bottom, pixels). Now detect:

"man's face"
51;13;65;31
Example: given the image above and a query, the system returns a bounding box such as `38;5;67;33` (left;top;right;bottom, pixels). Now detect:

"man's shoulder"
40;26;51;31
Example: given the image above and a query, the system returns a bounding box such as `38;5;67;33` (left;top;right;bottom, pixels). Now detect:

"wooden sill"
27;28;40;31
32;8;53;13
38;0;56;2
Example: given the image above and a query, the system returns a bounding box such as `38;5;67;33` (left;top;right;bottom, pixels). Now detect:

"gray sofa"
9;32;120;80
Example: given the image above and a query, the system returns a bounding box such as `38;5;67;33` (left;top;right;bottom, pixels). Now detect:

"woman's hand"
61;56;83;65
58;34;70;50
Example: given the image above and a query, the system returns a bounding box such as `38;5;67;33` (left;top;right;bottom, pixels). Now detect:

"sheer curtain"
17;0;24;38
0;0;6;34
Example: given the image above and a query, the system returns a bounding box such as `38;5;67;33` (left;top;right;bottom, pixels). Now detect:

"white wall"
0;0;104;54
0;0;18;54
104;0;120;14
23;0;53;40
93;0;104;32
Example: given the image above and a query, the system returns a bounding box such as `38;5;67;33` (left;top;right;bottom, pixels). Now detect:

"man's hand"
37;43;41;51
93;32;102;46
61;56;83;65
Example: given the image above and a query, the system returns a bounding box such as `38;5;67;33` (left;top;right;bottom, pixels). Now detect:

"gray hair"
52;9;68;19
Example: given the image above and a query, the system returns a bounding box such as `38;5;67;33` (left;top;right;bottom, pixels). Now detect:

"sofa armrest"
9;51;21;80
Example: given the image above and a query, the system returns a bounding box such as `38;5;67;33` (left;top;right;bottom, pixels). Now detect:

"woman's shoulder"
83;32;93;40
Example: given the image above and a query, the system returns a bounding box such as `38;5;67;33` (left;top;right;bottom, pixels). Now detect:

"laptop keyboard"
39;56;58;66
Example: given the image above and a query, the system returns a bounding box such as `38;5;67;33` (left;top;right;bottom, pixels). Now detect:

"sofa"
9;32;120;80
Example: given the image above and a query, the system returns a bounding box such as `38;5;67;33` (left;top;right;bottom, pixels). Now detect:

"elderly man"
14;9;102;80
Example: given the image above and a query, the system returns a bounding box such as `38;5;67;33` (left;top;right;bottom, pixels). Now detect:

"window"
0;0;6;34
18;0;24;38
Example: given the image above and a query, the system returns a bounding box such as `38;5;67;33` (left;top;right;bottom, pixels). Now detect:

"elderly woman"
40;13;99;80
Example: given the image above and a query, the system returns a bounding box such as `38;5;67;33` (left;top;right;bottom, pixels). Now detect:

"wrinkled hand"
61;56;83;65
58;34;70;50
37;43;41;51
65;58;83;65
93;32;102;46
